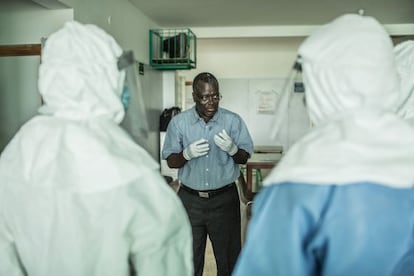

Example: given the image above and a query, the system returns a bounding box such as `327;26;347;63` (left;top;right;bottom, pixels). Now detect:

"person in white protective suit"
233;14;414;276
0;21;193;276
395;40;414;127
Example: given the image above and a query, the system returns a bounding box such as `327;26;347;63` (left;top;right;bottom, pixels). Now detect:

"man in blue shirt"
162;72;254;276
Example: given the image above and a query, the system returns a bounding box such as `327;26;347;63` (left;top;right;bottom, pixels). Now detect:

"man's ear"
192;92;197;102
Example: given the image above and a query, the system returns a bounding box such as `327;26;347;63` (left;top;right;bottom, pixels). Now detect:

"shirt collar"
190;106;221;125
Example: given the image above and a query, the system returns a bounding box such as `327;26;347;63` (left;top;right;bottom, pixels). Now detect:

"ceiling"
129;0;414;28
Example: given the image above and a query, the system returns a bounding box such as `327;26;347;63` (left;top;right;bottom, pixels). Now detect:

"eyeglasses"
196;94;222;104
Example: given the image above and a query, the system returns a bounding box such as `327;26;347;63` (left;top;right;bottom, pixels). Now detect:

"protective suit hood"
395;40;414;125
299;14;399;125
264;14;414;188
38;21;125;123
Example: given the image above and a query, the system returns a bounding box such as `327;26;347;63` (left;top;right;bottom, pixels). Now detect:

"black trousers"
178;184;241;276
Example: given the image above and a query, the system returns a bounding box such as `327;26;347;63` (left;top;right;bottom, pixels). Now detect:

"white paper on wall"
219;78;310;150
254;89;277;115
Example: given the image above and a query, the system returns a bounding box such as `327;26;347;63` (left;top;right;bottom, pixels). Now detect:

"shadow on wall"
0;55;42;153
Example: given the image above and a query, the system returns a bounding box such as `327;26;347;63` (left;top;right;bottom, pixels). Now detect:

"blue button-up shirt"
162;106;254;191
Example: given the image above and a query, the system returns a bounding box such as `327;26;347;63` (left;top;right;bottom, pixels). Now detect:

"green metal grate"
149;28;197;70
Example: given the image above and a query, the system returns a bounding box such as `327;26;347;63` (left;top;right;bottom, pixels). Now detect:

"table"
245;152;282;198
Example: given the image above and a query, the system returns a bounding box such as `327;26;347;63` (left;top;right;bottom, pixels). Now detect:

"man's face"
193;81;220;123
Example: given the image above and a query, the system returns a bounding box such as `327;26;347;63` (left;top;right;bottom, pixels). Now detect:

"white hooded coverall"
234;14;414;276
0;21;193;276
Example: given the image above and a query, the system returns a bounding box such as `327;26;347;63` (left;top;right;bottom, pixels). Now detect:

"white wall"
61;0;156;66
179;37;304;80
177;37;309;150
0;0;73;150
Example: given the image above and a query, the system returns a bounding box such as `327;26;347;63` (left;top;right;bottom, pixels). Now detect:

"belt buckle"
198;191;209;198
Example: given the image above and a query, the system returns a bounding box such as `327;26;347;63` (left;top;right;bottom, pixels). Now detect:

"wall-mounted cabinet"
149;28;196;70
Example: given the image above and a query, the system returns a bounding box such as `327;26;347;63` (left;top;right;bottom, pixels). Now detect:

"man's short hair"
192;72;219;93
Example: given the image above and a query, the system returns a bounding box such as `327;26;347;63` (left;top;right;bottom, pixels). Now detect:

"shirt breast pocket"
217;149;231;166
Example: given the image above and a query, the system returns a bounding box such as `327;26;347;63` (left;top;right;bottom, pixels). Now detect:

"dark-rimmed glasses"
195;94;222;104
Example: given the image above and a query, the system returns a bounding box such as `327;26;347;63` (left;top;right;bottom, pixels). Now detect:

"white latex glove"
214;129;238;156
183;138;210;160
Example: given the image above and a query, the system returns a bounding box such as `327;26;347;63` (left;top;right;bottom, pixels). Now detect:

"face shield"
117;51;149;141
395;41;414;123
270;56;311;150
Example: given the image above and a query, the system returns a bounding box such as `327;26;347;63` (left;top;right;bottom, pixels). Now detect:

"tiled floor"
202;238;217;276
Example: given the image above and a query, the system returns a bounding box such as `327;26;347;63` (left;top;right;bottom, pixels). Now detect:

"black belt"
180;183;235;199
